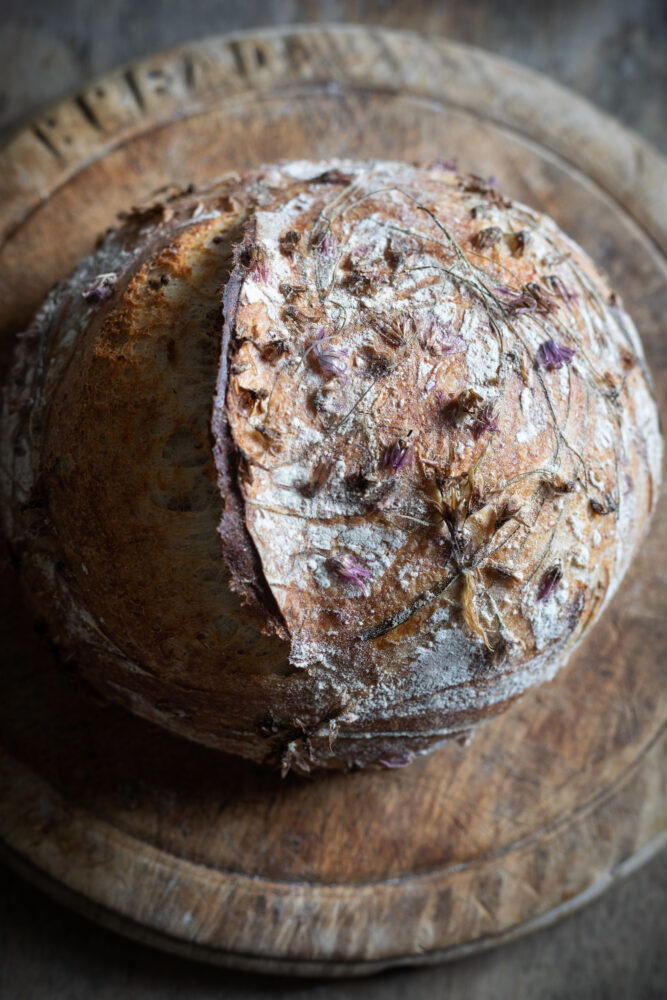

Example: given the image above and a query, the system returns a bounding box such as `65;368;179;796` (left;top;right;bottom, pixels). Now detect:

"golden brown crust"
1;160;662;773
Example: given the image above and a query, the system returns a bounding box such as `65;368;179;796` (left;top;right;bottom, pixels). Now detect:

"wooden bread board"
0;25;665;977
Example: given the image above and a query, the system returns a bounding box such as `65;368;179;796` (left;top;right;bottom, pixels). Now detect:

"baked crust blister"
1;160;662;773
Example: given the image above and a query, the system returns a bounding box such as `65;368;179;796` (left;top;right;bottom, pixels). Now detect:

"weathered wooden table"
1;3;665;998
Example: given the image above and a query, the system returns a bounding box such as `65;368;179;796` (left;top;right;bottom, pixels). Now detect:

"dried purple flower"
471;404;499;440
250;260;269;283
536;339;576;370
373;313;412;348
383;438;413;473
537;566;563;602
504;293;542;315
312;328;349;382
416;314;466;357
238;241;269;283
499;282;556;316
316;230;337;258
471;226;503;251
82;272;117;304
378;752;416;769
279;229;300;259
330;553;373;590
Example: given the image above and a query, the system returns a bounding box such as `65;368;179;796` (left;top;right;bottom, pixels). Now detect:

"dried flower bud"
590;495;618;516
433;474;471;534
82;272;117;304
416;314;467;357
312;169;354;185
315;229;337;258
250;261;269;283
312;329;349;381
468;487;489;515
510;230;530;256
537;566;563;602
459;174;511;207
239;242;269;283
541;473;576;496
373;312;413;348
343;269;375;294
471;226;503;251
330;553;373;590
497;282;556;316
536;339;576;370
279;230;301;258
383;438;413;473
471;405;499;440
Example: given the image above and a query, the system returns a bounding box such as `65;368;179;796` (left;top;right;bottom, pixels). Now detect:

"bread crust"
1;161;662;773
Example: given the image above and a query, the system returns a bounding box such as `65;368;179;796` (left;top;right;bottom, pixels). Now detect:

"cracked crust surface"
1;160;662;772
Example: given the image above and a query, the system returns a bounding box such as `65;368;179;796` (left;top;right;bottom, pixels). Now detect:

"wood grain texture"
0;25;665;976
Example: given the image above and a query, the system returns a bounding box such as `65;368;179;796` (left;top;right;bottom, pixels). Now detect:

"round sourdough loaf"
0;160;661;773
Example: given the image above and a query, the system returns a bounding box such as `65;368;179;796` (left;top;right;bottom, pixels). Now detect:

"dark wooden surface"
1;3;666;998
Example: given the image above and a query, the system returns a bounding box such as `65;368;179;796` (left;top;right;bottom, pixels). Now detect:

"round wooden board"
0;25;666;977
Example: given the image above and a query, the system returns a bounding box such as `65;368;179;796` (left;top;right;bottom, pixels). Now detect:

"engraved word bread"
1;160;661;773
